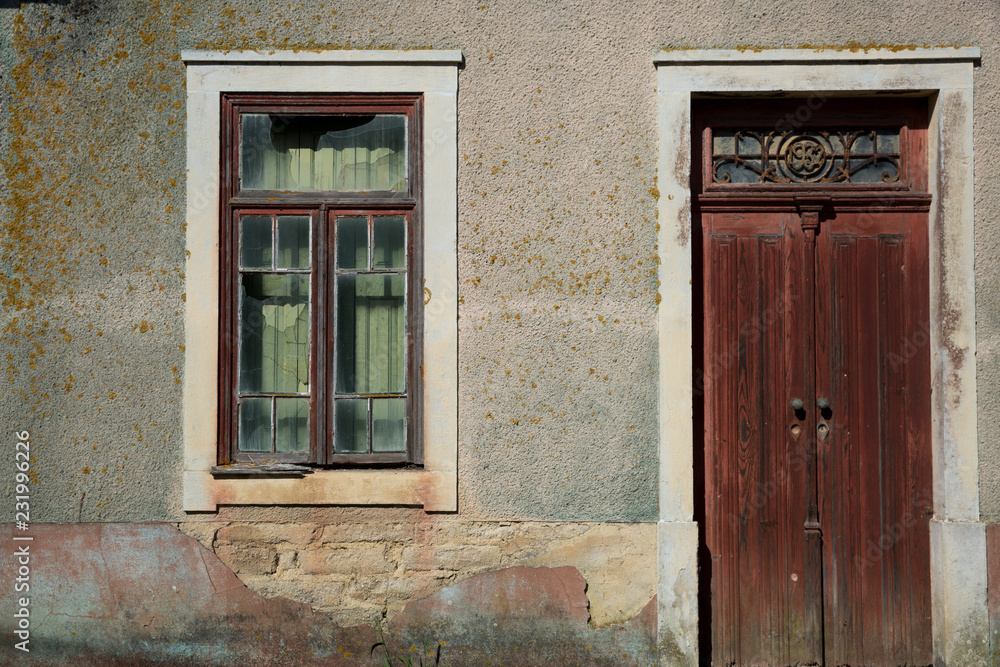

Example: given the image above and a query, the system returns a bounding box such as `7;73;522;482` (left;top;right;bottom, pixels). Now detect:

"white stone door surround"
654;47;985;666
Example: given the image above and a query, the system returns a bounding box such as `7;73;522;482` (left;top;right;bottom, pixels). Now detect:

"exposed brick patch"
401;544;502;572
321;522;415;543
298;544;398;576
179;518;656;626
215;543;278;575
216;523;321;546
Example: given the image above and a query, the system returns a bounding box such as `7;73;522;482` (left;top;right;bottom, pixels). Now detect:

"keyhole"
790;424;801;437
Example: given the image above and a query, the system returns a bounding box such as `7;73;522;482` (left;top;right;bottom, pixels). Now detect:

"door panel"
705;213;821;665
703;208;932;666
817;214;932;665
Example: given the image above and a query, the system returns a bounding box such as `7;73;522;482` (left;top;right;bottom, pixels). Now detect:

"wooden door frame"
654;47;984;667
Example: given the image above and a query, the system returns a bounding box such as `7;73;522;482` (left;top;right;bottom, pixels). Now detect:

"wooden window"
219;94;423;467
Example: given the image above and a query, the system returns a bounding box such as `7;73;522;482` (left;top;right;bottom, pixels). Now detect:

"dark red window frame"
218;92;424;467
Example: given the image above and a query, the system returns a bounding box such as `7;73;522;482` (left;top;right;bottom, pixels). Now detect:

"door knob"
817;397;830;410
790;398;804;410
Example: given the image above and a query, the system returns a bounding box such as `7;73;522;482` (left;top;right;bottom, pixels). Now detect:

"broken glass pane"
241;114;407;191
239;274;310;394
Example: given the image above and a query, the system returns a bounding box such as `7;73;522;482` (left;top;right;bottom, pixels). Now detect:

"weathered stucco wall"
1;0;998;525
1;1;999;664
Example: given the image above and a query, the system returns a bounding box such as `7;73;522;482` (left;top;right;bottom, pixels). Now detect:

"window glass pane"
240;274;310;394
277;216;310;269
372;398;406;452
241;114;406;191
373;216;405;269
711;127;902;185
876;129;900;154
337;217;369;270
238;397;272;452
276;397;309;452
240;216;272;269
851;160;900;184
336;274;406;394
335;399;368;453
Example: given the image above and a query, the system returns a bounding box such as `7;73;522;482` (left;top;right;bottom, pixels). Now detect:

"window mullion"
270;395;277;455
329;208;338;460
315;204;327;465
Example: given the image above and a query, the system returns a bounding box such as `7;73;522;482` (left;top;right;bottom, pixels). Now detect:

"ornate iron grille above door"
711;128;902;184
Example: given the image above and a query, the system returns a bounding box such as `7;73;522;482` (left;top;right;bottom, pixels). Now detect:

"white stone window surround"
181;50;462;513
654;48;985;665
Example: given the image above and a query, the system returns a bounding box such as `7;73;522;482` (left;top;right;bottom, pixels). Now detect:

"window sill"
184;468;456;512
210;463;314;477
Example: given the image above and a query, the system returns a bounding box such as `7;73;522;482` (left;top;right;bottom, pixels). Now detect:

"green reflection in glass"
372;398;405;452
337;217;368;270
240;216;272;269
335;399;368;453
238;397;271;452
277;216;310;269
373;216;405;269
240;274;310;394
276;397;309;452
335;274;405;394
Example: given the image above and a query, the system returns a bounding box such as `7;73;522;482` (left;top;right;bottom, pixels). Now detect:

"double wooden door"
701;199;933;665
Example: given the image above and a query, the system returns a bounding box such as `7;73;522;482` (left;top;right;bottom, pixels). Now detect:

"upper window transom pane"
711;127;902;185
240;114;407;192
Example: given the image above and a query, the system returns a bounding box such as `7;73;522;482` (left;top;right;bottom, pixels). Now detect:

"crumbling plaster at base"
0;523;656;666
177;518;656;628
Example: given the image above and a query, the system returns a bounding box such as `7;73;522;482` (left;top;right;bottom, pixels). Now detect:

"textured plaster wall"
1;0;999;523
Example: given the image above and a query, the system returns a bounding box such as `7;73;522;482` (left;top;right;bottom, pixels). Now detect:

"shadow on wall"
0;524;656;666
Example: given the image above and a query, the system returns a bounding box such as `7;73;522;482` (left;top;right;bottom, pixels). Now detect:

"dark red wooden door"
815;209;933;665
703;209;824;664
697;100;933;666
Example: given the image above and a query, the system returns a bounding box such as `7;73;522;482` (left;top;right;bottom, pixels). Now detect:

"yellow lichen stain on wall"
187;1;435;54
2;3;190;517
661;41;973;54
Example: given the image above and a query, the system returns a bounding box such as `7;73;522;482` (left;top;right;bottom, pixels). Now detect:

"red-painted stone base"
389;565;657;665
0;524;656;666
